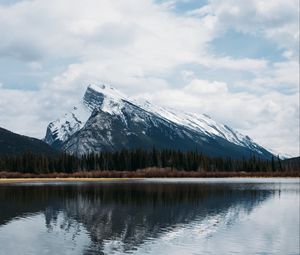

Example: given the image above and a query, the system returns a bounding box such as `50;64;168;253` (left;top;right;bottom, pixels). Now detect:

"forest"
0;148;298;174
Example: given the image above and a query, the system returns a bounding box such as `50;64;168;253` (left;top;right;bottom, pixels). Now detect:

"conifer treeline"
0;148;292;174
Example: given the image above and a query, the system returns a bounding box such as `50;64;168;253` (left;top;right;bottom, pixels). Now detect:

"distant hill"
282;156;300;171
0;127;58;155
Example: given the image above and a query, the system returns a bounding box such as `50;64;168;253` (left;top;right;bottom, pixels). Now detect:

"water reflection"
0;179;299;255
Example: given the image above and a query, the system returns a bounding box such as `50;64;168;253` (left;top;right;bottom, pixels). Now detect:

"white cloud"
191;0;299;60
197;56;268;72
184;79;228;94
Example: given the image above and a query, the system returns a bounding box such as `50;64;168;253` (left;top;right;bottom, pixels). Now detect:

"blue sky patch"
210;30;285;62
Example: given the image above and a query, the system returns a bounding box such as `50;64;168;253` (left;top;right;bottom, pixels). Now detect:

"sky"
0;0;299;156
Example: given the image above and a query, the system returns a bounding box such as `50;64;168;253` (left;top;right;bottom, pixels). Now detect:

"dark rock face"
83;85;106;111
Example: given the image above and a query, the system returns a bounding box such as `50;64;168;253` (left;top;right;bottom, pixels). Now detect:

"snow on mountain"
44;84;273;157
44;84;126;148
83;84;126;114
138;101;255;148
44;104;90;148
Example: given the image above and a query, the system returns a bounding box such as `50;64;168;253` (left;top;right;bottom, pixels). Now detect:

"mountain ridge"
44;84;274;159
0;127;58;155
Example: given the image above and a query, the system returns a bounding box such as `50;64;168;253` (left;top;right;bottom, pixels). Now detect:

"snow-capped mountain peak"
44;84;127;148
44;84;273;158
83;84;127;115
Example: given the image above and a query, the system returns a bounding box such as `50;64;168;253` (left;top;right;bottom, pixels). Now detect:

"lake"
0;178;299;255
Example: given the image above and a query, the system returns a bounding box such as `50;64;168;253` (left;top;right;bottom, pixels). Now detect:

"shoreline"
0;169;299;184
1;175;299;184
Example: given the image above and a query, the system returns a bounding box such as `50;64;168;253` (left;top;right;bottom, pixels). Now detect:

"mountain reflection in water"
0;179;299;255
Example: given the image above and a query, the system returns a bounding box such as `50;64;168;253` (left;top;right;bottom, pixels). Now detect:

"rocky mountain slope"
44;84;274;159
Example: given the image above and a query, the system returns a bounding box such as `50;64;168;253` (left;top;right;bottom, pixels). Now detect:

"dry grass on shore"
0;177;134;184
0;168;299;181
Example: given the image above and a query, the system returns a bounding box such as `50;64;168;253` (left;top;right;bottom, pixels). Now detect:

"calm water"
0;178;299;255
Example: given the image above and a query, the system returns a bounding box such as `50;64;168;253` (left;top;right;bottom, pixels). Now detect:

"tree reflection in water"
0;181;277;254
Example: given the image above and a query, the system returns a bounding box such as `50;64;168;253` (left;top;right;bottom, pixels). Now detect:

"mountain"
282;156;300;171
0;127;58;155
44;84;274;159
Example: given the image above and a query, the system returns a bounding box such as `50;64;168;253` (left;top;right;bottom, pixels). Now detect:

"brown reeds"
0;167;299;179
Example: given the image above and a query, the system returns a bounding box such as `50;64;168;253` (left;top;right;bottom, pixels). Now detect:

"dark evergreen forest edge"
0;149;299;178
